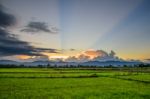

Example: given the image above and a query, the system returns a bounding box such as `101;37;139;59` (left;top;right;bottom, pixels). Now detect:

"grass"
0;68;150;99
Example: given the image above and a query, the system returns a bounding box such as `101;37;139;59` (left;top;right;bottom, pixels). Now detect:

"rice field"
0;67;149;99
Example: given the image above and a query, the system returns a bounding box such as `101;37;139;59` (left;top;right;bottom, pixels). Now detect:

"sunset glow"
0;0;150;62
0;1;150;99
16;55;32;60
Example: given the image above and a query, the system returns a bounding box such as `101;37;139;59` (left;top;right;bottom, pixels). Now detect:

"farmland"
0;67;150;99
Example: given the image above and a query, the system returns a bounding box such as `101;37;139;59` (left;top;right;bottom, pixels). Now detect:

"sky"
0;0;150;62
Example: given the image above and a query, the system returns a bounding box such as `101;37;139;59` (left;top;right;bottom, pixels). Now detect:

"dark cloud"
145;59;150;61
0;29;58;56
109;50;116;57
34;48;59;53
70;49;76;51
144;59;150;63
20;21;58;33
0;4;16;28
0;4;58;57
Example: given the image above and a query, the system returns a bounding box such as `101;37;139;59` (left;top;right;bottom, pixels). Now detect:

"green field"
0;68;150;99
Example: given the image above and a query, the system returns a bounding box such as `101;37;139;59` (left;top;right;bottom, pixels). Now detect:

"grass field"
0;68;150;99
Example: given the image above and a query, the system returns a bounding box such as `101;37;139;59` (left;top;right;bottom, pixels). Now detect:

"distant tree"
123;65;127;67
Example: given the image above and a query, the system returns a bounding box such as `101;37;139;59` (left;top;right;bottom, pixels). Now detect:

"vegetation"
0;67;149;99
0;63;150;68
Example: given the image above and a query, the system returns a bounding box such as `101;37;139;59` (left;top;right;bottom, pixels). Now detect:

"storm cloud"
20;21;58;33
0;4;58;57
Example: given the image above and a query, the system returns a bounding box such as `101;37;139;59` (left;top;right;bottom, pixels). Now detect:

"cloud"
0;4;16;28
70;49;76;51
83;49;108;58
65;49;121;62
65;55;90;62
109;50;116;57
143;59;150;63
35;48;59;53
78;54;90;62
0;29;58;56
92;50;121;61
0;4;58;57
21;55;50;62
65;56;78;62
145;59;150;61
20;21;58;33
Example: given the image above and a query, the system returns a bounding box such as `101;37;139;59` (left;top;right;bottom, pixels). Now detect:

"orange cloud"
82;49;108;59
42;52;68;59
16;55;32;60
